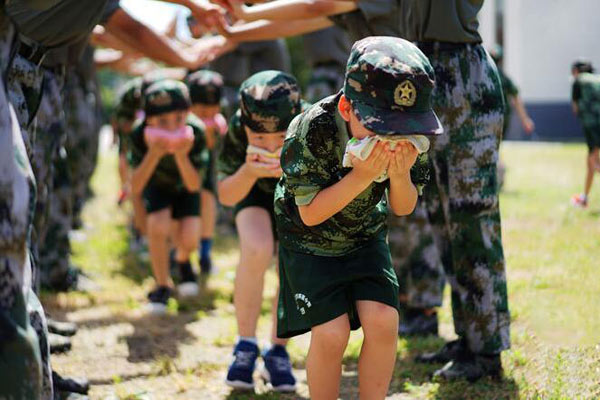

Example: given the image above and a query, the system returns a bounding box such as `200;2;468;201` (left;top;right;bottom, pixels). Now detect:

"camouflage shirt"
128;114;208;192
274;92;389;256
572;72;600;128
216;109;279;195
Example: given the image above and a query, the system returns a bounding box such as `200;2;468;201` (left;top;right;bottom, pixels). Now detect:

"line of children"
217;70;304;391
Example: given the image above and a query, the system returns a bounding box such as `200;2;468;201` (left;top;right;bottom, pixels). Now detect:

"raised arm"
231;0;357;22
222;17;333;42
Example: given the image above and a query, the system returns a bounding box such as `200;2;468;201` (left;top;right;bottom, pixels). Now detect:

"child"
185;70;228;274
128;80;208;313
570;60;600;208
217;70;304;391
275;37;442;399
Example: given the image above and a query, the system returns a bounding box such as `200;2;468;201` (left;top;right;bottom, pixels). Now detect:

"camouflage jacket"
572;72;600;127
274;92;389;256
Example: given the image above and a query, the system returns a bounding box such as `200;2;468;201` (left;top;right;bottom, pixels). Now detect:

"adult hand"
351;141;391;183
388;142;418;180
184;35;237;69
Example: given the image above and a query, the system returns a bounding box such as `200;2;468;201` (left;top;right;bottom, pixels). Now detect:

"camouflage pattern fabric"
144;79;191;117
64;65;101;225
217;110;279;195
239;70;302;133
0;15;44;399
388;200;444;309
572;72;600;150
275;92;389;256
423;44;510;355
128;113;208;192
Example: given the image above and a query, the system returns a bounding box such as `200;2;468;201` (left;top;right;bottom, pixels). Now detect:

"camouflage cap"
239;70;302;133
185;70;224;105
143;79;191;117
115;77;142;121
343;36;442;136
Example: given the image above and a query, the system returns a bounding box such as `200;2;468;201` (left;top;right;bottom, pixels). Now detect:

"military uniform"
128;80;208;219
114;76;143;157
572;72;600;152
65;45;102;227
399;2;510;376
302;26;350;103
217;71;304;229
0;6;44;398
275;37;442;338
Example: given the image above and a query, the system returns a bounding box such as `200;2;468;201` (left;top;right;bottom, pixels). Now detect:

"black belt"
17;41;48;66
416;41;480;55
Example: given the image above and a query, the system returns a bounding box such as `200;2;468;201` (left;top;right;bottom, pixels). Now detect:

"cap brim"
352;101;443;136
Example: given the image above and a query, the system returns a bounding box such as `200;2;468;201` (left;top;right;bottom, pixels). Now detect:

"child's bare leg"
234;207;274;338
201;190;217;238
356;301;399;400
147;209;172;287
175;217;201;262
307;314;351;400
132;194;147;236
584;151;597;197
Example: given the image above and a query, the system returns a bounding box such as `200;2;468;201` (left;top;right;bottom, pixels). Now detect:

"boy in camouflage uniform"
185;70;227;275
128;80;208;313
570;60;600;208
275;37;440;399
217;70;302;392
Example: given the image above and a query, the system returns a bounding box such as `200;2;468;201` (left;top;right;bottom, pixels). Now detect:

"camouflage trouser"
6;51;54;398
37;70;73;289
0;19;44;398
304;64;345;104
64;70;100;223
388;200;445;309
31;70;66;285
423;44;510;355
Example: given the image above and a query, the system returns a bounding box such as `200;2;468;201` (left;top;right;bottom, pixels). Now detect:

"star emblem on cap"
394;80;417;107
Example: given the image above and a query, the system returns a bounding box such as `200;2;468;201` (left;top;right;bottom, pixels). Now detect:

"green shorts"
584;126;600;152
234;184;277;238
143;185;200;219
277;238;399;338
202;151;217;193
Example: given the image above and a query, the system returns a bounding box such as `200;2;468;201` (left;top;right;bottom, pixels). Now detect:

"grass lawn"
45;140;600;399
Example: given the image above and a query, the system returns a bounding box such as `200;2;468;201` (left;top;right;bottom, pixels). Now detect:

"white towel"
342;136;429;182
246;145;282;164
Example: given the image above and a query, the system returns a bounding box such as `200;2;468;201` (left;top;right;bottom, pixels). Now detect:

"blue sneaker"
260;345;296;392
225;340;259;390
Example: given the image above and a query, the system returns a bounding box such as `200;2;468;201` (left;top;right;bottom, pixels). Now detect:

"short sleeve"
356;0;395;23
99;0;121;25
127;124;146;168
281;113;334;206
504;75;519;98
186;117;208;170
217;112;247;180
410;153;430;195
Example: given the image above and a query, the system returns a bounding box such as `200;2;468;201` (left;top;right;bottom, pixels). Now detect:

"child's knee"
147;214;170;238
361;303;399;341
241;237;273;264
312;319;351;354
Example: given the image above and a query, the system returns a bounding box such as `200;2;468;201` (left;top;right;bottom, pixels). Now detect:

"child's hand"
388;142;418;180
173;135;194;157
351;141;391;183
148;138;169;158
245;154;282;178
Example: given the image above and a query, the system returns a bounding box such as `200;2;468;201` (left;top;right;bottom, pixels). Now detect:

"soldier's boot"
415;338;466;364
47;318;78;337
433;353;503;382
49;333;72;354
399;308;438;337
52;371;90;395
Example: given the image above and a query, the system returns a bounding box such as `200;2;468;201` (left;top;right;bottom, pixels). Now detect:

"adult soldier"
301;26;350;103
214;0;511;381
570;60;600;208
